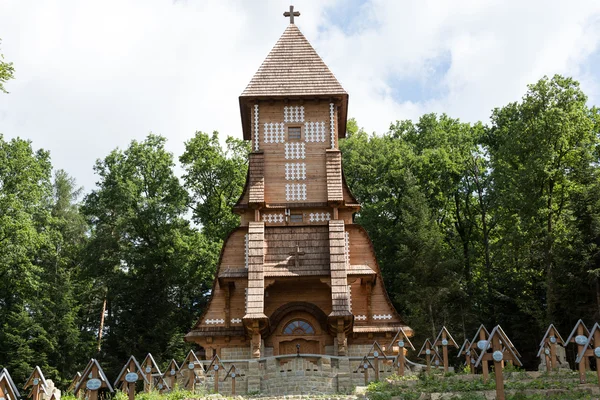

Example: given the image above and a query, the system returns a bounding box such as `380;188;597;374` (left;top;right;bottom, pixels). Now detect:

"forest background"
1;42;600;387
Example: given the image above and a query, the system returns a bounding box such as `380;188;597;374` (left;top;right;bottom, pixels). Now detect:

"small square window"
290;214;303;223
288;126;301;140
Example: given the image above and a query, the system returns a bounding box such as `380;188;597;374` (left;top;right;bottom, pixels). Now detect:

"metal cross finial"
283;5;300;24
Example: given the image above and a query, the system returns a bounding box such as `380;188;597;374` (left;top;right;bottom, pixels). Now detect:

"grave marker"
154;376;170;394
418;339;441;373
67;372;81;394
458;340;478;374
354;356;375;386
537;324;565;372
24;367;48;400
74;359;113;400
178;350;203;392
576;322;600;389
206;354;226;394
0;368;20;400
114;356;148;400
475;325;522;400
223;365;238;396
565;319;591;383
433;326;459;372
162;359;180;391
140;353;162;392
470;325;491;382
387;328;414;376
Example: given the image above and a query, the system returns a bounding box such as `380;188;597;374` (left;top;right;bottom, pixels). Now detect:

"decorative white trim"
262;213;284;223
285;183;307;201
345;231;350;266
284;105;305;123
205;319;225;325
263;122;285;143
244;234;249;269
373;314;393;320
244;288;248;313
330;103;335;149
304;121;326;142
355;315;367;321
231;318;242;324
309;212;331;222
254;104;260;151
285;163;306;180
284;143;305;159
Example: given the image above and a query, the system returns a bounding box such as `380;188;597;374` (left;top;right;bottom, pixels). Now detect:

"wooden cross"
283;5;300;24
289;245;305;267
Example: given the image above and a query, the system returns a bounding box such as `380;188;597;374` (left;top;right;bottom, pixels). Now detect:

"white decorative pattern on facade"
263;122;285;143
253;104;259;151
329;103;335;149
355;315;367;321
205;318;225;325
262;213;284;223
345;231;350;266
304;121;326;142
309;212;331;222
285;163;306;180
245;233;249;269
285;183;307;201
284;143;306;159
373;314;393;320
284;105;305;123
230;318;242;324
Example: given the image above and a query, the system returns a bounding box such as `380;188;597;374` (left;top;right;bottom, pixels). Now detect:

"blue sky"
0;0;599;192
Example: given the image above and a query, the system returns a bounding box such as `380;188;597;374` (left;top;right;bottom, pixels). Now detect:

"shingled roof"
241;24;347;97
239;24;349;141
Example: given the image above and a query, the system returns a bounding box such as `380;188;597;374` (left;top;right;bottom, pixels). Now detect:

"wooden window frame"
287;125;302;141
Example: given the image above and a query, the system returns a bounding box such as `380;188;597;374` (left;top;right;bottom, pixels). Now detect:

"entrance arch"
267;302;330;355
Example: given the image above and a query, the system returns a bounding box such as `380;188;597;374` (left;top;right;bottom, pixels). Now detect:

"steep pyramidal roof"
241;24;346;97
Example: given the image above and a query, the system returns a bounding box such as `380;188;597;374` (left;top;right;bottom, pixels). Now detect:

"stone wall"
221;347;251;360
193;353;399;396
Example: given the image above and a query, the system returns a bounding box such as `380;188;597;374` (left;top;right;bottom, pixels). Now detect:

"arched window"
283;320;315;335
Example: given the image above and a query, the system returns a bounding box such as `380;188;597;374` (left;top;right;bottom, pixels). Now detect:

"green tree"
82;134;218;376
0;39;14;93
180;131;249;242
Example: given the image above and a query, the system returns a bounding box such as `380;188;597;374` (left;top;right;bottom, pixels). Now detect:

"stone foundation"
190;353;399;396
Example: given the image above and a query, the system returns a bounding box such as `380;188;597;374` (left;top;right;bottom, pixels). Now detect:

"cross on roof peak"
283;5;300;24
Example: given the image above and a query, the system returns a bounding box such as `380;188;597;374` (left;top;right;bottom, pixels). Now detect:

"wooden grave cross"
387;327;415;376
565;319;591;384
433;326;459;373
113;356;148;400
458;340;478;374
162;359;180;391
417;339;441;373
576;322;600;389
223;365;239;396
354;356;375;386
179;350;203;392
0;368;21;400
537;324;565;372
74;359;113;400
470;324;491;382
283;5;300;24
497;325;522;365
206;354;226;394
67;372;81;394
475;325;523;400
141;353;162;392
155;375;170;394
24;366;47;400
364;341;388;381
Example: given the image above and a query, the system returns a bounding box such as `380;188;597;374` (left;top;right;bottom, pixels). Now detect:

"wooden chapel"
186;6;411;359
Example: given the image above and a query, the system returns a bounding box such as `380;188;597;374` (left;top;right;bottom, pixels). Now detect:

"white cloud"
0;0;599;192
